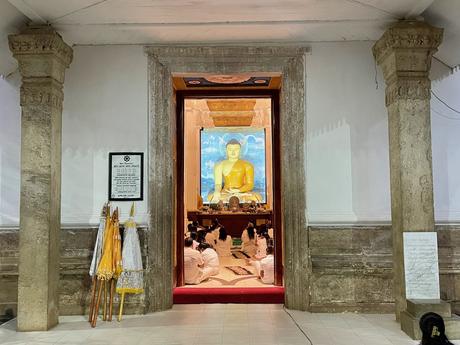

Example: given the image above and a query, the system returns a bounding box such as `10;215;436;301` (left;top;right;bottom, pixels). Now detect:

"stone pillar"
8;26;73;331
372;21;443;320
282;54;310;311
145;55;174;312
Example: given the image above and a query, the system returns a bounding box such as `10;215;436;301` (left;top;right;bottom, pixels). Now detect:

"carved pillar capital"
384;78;431;107
20;79;65;110
373;20;443;84
8;25;73;83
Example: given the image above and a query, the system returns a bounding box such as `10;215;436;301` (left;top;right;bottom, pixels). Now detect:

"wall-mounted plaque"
403;232;440;300
109;152;144;201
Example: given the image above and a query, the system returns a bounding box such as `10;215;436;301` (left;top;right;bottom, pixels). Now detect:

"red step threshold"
173;287;285;304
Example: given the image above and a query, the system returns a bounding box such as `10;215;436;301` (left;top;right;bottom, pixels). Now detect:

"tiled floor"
1;304;459;345
183;255;274;288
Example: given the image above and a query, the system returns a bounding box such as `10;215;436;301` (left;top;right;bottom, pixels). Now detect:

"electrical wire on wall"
431;90;460;121
1;67;19;80
431;107;460;121
431;91;460;114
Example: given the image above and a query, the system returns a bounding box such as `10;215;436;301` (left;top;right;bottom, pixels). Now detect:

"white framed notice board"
109;152;144;201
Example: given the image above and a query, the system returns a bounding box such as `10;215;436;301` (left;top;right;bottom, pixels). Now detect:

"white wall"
1;42;460;226
61;45;148;225
431;70;460;222
306;42;391;224
0;72;21;226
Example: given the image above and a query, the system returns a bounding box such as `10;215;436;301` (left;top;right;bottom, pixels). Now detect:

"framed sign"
109;152;144;201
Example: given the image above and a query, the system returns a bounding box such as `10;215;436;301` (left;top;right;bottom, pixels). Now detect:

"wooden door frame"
175;89;283;287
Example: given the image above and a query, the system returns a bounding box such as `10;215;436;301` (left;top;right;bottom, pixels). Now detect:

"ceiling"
1;0;460;76
423;0;460;68
185;98;271;128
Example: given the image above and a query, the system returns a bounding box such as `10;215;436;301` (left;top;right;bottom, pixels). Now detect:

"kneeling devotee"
184;237;213;285
215;227;232;257
254;231;269;260
198;243;220;276
248;245;274;284
205;227;216;248
241;226;257;257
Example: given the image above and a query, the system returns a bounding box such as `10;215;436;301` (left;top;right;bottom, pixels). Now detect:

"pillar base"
400;299;460;340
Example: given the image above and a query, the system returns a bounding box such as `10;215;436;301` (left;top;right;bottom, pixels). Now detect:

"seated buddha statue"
208;139;262;203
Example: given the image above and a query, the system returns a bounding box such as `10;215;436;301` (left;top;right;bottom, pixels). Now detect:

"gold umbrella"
109;208;122;321
91;206;119;327
112;209;123;280
96;210;115;280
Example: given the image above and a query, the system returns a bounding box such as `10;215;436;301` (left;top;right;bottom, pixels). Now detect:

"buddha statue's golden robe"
208;159;261;203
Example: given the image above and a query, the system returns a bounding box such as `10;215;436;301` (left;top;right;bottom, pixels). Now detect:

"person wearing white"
205;229;216;248
211;226;220;243
259;253;275;284
184;238;206;285
189;231;199;250
268;227;274;239
241;226;257;257
251;246;275;284
215;227;232;256
254;233;268;259
266;221;274;239
198;243;220;276
210;219;221;242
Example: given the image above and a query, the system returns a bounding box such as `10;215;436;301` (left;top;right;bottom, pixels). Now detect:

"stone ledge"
407;299;451;318
309;302;395;313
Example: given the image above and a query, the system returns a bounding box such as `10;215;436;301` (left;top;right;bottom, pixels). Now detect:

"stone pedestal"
401;299;460;339
8;25;72;331
372;20;443;321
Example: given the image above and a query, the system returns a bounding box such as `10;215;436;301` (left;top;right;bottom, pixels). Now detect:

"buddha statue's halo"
219;133;249;157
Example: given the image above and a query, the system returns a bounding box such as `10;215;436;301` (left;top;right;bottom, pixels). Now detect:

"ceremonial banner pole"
118;292;126;322
108;279;115;321
102;282;108;321
88;276;97;322
91;280;104;328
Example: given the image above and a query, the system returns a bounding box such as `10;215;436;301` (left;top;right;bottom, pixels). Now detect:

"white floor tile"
2;305;460;345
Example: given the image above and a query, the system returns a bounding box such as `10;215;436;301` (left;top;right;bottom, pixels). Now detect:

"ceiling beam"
8;0;46;24
405;0;436;18
54;18;395;27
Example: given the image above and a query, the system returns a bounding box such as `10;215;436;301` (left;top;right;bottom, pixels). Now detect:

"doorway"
146;46;308;311
175;88;283;301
